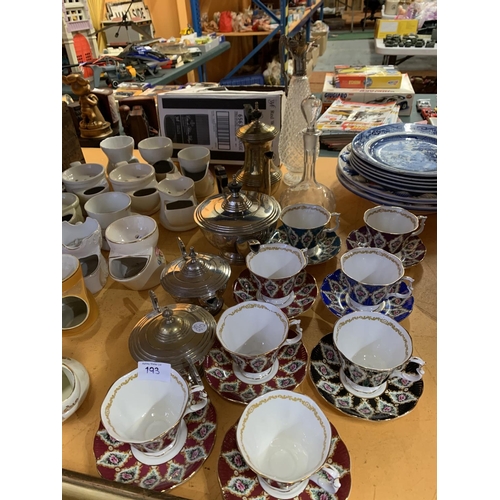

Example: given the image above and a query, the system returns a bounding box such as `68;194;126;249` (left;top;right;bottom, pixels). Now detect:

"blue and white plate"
351;123;437;177
349;154;437;194
337;146;437;212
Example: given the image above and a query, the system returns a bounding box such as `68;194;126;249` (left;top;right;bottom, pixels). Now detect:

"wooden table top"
62;148;436;500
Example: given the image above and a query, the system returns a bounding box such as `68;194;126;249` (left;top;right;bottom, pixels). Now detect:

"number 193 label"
138;361;171;382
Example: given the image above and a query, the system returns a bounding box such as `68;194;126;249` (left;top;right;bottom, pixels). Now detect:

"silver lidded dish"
160;237;231;315
128;291;217;377
194;177;281;265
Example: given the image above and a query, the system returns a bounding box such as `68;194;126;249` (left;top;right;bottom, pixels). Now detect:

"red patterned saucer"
233;269;317;318
204;336;308;404
93;401;217;492
218;422;351;500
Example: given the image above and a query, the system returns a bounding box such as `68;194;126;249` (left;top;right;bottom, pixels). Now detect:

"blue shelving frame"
189;1;324;82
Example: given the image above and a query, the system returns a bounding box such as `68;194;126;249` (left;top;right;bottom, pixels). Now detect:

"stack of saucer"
336;123;437;212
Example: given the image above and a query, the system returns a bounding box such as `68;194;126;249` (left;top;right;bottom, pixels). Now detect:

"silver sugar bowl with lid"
160;237;231;315
194;176;281;265
128;290;217;377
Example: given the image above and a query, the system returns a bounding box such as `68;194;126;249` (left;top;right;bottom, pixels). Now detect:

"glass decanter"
279;95;337;213
278;30;317;187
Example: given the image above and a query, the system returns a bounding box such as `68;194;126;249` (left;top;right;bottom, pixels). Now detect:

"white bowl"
62;163;107;193
109;163;156;193
138;137;173;165
105;215;158;254
177;146;210;174
100;136;134;164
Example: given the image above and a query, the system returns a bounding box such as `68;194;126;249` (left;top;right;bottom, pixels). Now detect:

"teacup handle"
387;276;414;300
183;360;208;416
284;319;303;345
391;356;425;383
329;212;341;232
308;464;341;495
409;215;427;237
184;384;208;415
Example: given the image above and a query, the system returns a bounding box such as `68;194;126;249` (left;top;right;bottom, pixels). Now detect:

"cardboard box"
322;72;415;116
374;18;419;38
157;88;284;165
333;65;402;89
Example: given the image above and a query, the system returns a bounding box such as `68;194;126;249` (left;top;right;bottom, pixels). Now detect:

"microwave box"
374;18;419;38
157;87;284;165
321;72;415;116
333;65;402;89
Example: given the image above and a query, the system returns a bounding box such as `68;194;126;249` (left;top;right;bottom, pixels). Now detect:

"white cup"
157;176;198;231
363;205;427;254
101;367;208;465
100;136;134;173
216;301;302;382
62;357;90;423
246;243;308;307
63;162;109;204
138;136;173;165
84;192;132;251
340;247;413;312
333;311;425;397
62;193;84;224
177;146;210;174
236;390;341;498
62;217;108;294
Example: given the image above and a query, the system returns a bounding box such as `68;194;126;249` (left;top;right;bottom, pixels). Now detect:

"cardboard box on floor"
157;87;284;165
321;72;415;116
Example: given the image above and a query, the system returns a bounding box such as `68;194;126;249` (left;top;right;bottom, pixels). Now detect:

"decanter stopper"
301;95;323;132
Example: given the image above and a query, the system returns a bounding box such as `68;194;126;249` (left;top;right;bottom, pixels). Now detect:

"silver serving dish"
160;237;231;315
194;177;281;264
128;291;217;376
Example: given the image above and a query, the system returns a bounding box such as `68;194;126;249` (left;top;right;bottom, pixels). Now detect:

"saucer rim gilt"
93;401;217;493
309;333;424;421
346;226;427;268
233;269;318;318
320;269;414;322
203;337;308;405
218;422;352;500
268;225;342;265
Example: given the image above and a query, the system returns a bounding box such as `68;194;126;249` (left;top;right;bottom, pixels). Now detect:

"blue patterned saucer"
268;225;342;265
320;269;414;322
310;333;424;421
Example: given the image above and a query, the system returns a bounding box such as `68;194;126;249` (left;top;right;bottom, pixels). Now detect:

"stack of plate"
336;123;437;212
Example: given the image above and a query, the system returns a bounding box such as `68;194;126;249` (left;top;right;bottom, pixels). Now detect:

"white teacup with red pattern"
246;243;308;307
216;301;302;383
101;367;207;465
237;390;341;499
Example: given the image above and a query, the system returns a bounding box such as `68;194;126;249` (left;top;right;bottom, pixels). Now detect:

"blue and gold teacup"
281;203;340;253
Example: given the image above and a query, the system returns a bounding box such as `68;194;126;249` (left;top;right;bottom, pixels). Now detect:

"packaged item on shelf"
333;65;402;89
374;18;419;38
157;87;283;165
322;73;415;116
